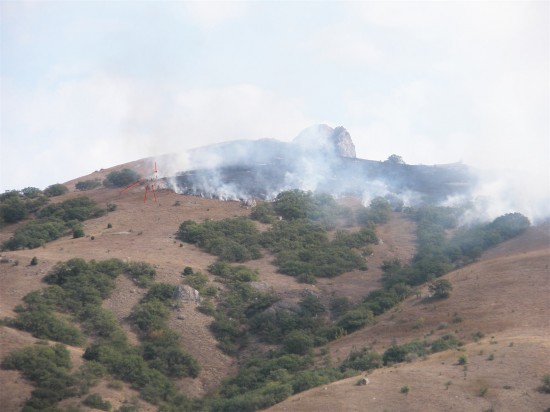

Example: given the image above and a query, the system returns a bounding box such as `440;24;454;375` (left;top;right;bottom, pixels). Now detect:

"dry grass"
266;223;550;412
1;163;548;411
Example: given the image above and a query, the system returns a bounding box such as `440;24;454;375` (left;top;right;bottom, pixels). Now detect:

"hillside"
0;166;548;411
266;223;550;412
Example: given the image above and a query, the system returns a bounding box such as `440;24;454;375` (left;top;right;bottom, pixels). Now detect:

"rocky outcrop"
292;124;356;158
174;285;201;304
331;126;356;158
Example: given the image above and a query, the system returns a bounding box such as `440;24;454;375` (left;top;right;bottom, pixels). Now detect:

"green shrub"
431;334;461;353
2;217;67;250
83;393;111;411
250;203;276;223
44;183;69;197
39;196;106;221
337;307;373;333
103;169;140;188
538;374;550;394
8;308;85;346
141;283;178;304
125;261;156;287
76;179;102;191
0;196;28;223
429;279;453;299
30;256;38;266
341;347;383;372
181;272;208;292
208;262;259;283
2;196;109;250
1;343;76;409
283;331;314;355
73;226;85;238
177;217;262;262
382;345;407;365
458;355;468;365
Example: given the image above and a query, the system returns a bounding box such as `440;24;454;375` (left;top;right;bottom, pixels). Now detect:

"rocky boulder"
174;284;201;304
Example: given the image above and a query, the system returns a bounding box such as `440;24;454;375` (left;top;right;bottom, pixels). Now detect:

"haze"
1;1;548;219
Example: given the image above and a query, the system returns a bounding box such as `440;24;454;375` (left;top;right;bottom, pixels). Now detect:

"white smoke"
157;125;550;224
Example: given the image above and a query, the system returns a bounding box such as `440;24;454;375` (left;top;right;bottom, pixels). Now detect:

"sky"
1;1;549;201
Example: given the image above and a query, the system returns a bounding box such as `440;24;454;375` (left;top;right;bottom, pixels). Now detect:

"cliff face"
292;124;356;158
331;126;356;158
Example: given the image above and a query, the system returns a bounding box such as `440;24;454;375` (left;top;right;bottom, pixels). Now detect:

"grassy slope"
1;163;548;411
266;223;550;412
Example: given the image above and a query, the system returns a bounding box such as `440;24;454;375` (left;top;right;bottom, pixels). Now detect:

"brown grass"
266;224;550;412
1;166;548;411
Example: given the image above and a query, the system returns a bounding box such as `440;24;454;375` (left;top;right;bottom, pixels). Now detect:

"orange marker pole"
120;179;142;193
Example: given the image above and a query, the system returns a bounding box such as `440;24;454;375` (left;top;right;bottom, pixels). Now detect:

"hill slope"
266;224;550;412
1;179;548;411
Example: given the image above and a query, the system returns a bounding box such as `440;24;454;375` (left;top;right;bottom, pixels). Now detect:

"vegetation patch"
2;258;201;408
2;196;111;250
102;168;140;188
176;217;262;262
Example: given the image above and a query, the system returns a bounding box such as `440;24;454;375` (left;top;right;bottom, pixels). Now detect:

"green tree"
429;279;453;299
44;183;69;197
0;196;28;223
76;179;102;191
103;169;140;188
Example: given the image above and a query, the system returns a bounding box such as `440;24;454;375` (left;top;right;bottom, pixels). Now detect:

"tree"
0;197;28;223
429;279;453;299
76;179;101;191
386;154;405;164
44;184;69;197
283;331;314;355
21;187;42;198
103;169;140;188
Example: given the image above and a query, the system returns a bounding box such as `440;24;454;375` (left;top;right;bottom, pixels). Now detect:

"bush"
125;261;156;287
2;196;110;250
431;334;461;353
1;343;76;409
83;393;111;411
0;196;28;223
8;307;85;346
538;374;550;394
30;256;38;266
39;196;106;221
283;331;314;355
341;348;383;372
76;179;102;191
44;183;69;197
250;203;276;223
177;218;262;262
103;169;140;188
381;345;407;366
337;307;373;333
429;279;453;299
